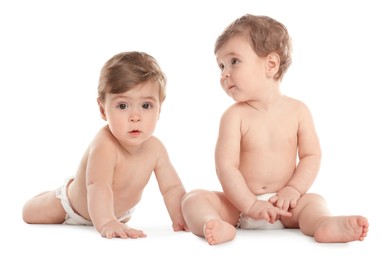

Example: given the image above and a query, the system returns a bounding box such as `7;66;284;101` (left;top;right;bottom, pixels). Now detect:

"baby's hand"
172;215;189;232
246;200;292;223
99;220;146;239
269;186;301;211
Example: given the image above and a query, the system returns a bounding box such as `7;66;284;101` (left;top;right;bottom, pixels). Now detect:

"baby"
23;51;188;238
181;14;369;245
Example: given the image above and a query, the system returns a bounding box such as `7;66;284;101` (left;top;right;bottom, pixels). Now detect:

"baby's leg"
22;190;66;224
181;189;240;245
286;193;369;243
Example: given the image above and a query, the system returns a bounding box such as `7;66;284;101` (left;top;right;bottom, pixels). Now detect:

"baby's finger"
290;198;298;209
279;209;292;217
269;194;280;205
105;231;114;239
275;198;285;210
172;223;184;231
282;200;290;211
183;223;190;231
124;230;138;239
175;223;189;232
127;229;146;238
116;229;128;239
268;210;278;223
261;210;271;222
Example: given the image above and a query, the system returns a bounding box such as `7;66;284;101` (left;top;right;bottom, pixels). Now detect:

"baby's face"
215;36;267;102
100;82;161;147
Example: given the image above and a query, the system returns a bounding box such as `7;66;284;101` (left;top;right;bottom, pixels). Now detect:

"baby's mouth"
129;130;141;136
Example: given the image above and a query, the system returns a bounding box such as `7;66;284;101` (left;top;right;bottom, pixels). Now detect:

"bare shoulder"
146;136;173;169
220;102;248;122
282;96;312;117
143;136;168;155
283;96;308;108
79;126;120;170
224;102;250;114
90;125;119;151
283;96;318;137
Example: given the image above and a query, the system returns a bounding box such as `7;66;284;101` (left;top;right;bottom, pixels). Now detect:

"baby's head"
98;51;167;104
215;14;292;80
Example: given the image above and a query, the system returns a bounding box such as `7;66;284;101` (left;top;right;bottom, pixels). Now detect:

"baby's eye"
219;63;225;71
142;103;153;109
117;103;128;110
231;58;239;65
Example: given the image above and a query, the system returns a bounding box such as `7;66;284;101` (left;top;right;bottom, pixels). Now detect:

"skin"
23;82;188;238
181;36;369;245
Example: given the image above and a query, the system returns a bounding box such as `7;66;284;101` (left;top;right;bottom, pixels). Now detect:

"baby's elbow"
162;183;185;198
312;152;322;173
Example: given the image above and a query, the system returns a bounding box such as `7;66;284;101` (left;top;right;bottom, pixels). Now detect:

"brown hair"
215;14;292;80
97;51;167;103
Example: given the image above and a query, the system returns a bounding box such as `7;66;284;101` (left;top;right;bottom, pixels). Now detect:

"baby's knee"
300;193;327;205
182;189;208;201
181;189;212;207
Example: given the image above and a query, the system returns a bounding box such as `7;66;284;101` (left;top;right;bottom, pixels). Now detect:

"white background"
1;0;388;259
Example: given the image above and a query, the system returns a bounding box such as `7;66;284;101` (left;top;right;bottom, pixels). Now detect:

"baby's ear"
97;98;107;121
266;52;280;79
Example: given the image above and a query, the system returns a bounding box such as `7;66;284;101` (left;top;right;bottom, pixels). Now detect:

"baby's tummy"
239;152;296;194
241;162;295;194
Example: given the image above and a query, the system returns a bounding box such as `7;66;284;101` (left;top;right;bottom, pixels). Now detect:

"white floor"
4;190;386;260
6;220;384;259
11;225;378;260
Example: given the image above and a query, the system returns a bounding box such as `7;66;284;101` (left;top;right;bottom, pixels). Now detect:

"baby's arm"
86;141;145;238
215;107;259;214
154;139;188;231
271;102;321;210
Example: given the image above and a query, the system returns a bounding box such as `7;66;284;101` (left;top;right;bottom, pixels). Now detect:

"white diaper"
238;193;285;230
55;177;134;225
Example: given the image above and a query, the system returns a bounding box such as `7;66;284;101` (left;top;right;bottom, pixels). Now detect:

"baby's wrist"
97;219;117;231
286;185;302;196
243;199;258;215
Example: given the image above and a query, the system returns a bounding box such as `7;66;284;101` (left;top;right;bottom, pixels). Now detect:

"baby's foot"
203;219;236;245
314;215;369;243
